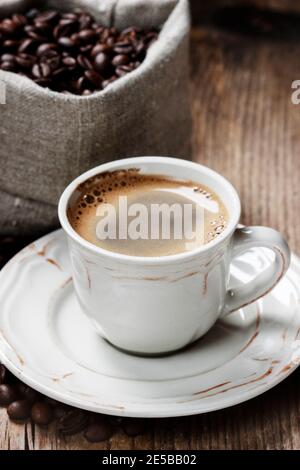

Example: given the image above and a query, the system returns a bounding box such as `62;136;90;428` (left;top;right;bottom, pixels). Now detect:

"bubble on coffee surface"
207;215;227;242
73;169;144;222
69;170;229;256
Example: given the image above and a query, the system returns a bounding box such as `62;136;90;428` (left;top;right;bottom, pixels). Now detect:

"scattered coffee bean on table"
57;409;89;435
7;399;31;421
121;417;148;437
84;418;115;443
0;7;158;95
31;401;54;425
0;383;19;406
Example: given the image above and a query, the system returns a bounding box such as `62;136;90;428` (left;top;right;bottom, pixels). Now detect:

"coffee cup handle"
223;226;291;315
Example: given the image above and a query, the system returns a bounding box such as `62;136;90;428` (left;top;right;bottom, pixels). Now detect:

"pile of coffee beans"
0;7;158;95
0;362;147;442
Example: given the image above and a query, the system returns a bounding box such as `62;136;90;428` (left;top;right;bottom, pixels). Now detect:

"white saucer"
0;229;299;418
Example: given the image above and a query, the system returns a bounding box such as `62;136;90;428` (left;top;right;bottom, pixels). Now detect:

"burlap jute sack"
0;0;191;236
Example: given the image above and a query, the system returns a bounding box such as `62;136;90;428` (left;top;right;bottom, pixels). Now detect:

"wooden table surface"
1;3;300;451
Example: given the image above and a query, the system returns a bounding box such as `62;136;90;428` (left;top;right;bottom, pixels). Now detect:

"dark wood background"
1;0;300;450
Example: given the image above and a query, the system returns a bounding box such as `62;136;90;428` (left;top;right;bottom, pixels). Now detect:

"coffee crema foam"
68;169;229;257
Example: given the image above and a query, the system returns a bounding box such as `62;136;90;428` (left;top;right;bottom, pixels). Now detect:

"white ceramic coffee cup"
58;157;290;355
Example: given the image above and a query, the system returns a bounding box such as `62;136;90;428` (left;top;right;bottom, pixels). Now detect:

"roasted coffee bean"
132;61;141;69
78;29;97;43
0;364;7;384
75;76;92;94
40;50;60;69
60;18;77;28
42;59;60;72
32;63;51;78
75;76;86;92
62;13;78;21
77;54;93;70
31;401;54;425
41;63;52;77
0;61;16;72
23;24;33;34
16;54;35;69
58;409;89;435
112;54;129;67
3;39;20;49
69;34;80;47
94;52;110;74
145;31;158;43
114;42;133;55
62;56;76;67
12;14;27;27
53;23;71;40
0;19;17;35
36;43;57;57
121;26;141;37
27;29;48;42
1;53;15;63
115;65;132;77
84;419;114;442
18;38;37;54
79;14;93;30
91;43;110;57
80;44;93;54
0;384;19;406
100;28;110;43
7;400;31;421
106;37;115;48
121;418;147;437
58;37;76;48
52;67;68;79
33;21;52;35
35;10;59;23
135;41;147;56
102;77;117;89
84;70;103;87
